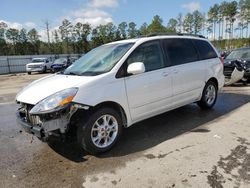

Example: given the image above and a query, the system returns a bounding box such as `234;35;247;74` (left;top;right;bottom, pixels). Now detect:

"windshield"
226;49;250;60
64;42;134;76
54;58;67;64
32;59;46;63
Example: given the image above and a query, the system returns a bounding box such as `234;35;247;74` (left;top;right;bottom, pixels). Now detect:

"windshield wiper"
80;71;106;76
64;71;80;76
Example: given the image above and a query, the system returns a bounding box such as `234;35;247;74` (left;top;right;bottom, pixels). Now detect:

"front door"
124;40;173;122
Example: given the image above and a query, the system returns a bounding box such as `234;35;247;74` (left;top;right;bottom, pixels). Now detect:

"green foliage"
27;28;40;43
73;22;91;53
127;22;138;38
118;22;128;39
0;22;7;39
6;28;19;44
182;10;205;34
139;23;149;36
147;15;166;33
177;13;183;33
193;11;204;34
0;0;250;56
212;38;250;49
167;18;178;32
183;13;194;33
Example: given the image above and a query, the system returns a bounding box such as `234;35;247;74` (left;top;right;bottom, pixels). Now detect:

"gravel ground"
0;73;250;188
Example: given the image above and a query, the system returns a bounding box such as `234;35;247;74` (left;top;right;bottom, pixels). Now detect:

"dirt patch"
144;145;194;160
207;137;250;187
90;176;99;182
111;180;117;185
145;154;156;159
207;166;224;188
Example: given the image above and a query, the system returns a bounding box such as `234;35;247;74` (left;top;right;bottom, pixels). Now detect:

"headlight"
29;88;78;114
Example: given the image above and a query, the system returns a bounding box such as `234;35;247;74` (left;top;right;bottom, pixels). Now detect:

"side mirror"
127;62;145;75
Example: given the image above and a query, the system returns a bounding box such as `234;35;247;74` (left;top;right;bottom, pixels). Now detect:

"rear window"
193;40;217;60
163;39;199;66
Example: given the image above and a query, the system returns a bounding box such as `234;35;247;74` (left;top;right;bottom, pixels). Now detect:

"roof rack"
146;32;206;39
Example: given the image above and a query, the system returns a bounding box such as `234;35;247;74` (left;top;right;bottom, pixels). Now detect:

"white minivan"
16;34;224;154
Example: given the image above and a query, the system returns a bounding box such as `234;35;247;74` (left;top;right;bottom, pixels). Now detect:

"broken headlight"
29;88;78;115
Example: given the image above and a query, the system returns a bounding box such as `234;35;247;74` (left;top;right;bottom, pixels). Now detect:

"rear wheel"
28;72;31;75
77;108;123;154
198;81;218;109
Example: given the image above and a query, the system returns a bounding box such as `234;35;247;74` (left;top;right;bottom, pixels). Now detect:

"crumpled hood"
224;58;250;64
16;74;95;105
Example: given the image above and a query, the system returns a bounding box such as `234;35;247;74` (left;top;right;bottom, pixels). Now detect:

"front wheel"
197;81;218;109
77;108;123;154
43;66;47;73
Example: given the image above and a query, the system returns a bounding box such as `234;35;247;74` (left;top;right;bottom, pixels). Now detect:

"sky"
0;0;229;40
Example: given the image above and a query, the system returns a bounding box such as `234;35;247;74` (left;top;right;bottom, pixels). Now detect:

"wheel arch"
92;101;128;128
206;77;218;89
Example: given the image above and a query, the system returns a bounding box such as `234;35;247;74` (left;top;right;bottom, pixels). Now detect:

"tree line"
0;0;249;56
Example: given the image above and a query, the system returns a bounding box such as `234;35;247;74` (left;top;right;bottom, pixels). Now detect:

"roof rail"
146;32;206;39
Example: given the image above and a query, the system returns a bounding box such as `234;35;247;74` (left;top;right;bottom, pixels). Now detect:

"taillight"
219;57;224;64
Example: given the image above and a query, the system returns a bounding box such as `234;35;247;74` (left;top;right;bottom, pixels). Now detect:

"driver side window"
127;41;165;72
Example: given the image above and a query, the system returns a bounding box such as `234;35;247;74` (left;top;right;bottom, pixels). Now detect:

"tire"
28;72;31;75
197;81;218;109
77;108;123;155
43;66;47;73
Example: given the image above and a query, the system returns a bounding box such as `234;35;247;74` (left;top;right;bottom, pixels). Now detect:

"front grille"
20;103;41;126
28;65;42;68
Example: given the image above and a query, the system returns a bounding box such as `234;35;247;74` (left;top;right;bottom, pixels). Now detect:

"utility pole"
44;20;50;44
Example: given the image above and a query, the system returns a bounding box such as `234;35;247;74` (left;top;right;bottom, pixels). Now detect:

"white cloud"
39;26;60;42
67;0;118;27
38;29;48;42
69;8;113;27
0;20;36;30
0;20;23;30
75;16;113;26
70;8;113;26
24;22;36;28
89;0;118;8
72;8;111;18
0;0;119;41
0;20;48;41
182;2;201;12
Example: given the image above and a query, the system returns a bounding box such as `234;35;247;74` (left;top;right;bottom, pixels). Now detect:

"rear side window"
127;41;165;72
193;40;218;60
163;39;199;66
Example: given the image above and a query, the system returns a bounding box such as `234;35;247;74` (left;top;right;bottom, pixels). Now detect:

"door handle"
173;70;179;74
162;72;169;77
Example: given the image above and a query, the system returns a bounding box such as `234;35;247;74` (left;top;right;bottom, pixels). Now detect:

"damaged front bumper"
224;59;250;85
16;111;43;138
16;103;78;140
224;68;244;86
